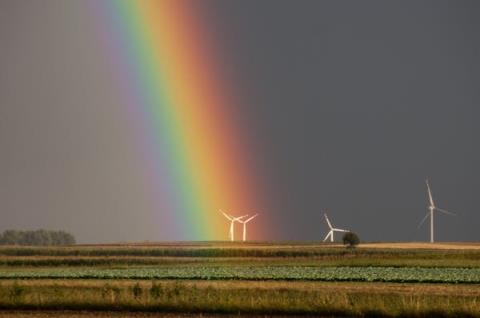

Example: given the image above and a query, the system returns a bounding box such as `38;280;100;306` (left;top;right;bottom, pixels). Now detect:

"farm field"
0;242;479;317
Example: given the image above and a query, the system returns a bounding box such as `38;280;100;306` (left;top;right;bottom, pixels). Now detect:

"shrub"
9;282;26;303
131;283;143;300
342;232;360;248
150;282;162;299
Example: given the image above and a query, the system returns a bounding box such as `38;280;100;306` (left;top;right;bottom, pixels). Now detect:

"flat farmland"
0;242;479;317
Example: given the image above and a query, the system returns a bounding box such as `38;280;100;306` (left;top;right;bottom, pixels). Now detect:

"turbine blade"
417;212;430;229
244;214;259;223
233;214;248;221
323;231;331;242
333;229;349;233
426;179;435;207
324;213;333;229
435;208;456;216
220;210;233;221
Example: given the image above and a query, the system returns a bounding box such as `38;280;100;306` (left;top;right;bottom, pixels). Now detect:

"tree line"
0;229;76;246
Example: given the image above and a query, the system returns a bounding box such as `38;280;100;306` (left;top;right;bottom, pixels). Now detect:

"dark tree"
342;232;360;248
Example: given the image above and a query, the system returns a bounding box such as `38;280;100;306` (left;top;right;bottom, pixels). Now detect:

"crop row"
1;266;479;283
1;246;479;260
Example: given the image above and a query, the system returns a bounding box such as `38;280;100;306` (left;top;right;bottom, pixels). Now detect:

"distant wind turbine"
323;213;349;242
220;210;248;241
238;214;258;241
418;179;456;243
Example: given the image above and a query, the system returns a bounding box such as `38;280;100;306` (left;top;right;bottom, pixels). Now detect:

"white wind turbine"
220;210;248;241
418;179;456;243
323;213;349;242
238;214;258;241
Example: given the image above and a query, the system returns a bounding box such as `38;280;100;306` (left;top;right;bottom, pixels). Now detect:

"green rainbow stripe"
90;0;262;240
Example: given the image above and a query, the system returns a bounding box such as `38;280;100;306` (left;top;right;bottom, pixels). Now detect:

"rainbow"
89;0;262;240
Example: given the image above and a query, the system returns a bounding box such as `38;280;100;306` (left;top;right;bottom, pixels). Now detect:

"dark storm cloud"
205;0;480;242
0;0;479;242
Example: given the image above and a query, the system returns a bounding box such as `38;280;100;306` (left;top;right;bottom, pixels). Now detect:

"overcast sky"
1;1;479;242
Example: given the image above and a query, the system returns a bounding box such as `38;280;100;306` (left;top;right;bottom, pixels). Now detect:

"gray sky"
0;0;479;242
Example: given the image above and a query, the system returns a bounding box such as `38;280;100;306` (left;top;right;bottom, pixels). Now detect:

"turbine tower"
220;210;248;241
238;214;258;241
323;213;349;242
418;179;456;243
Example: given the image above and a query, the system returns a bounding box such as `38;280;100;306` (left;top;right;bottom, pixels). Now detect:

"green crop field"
0;242;479;317
1;266;480;284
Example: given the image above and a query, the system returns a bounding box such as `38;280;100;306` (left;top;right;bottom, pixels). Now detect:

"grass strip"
0;280;478;317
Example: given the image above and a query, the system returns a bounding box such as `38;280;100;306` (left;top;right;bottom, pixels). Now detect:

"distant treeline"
0;230;75;246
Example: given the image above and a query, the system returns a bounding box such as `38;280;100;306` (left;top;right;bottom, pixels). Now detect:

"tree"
0;229;76;246
0;230;22;245
58;231;76;245
36;229;53;246
342;232;360;248
50;231;62;245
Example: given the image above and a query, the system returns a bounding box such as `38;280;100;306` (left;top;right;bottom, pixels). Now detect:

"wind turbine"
238;214;258;241
220;210;248;241
323;213;349;242
418;179;456;243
